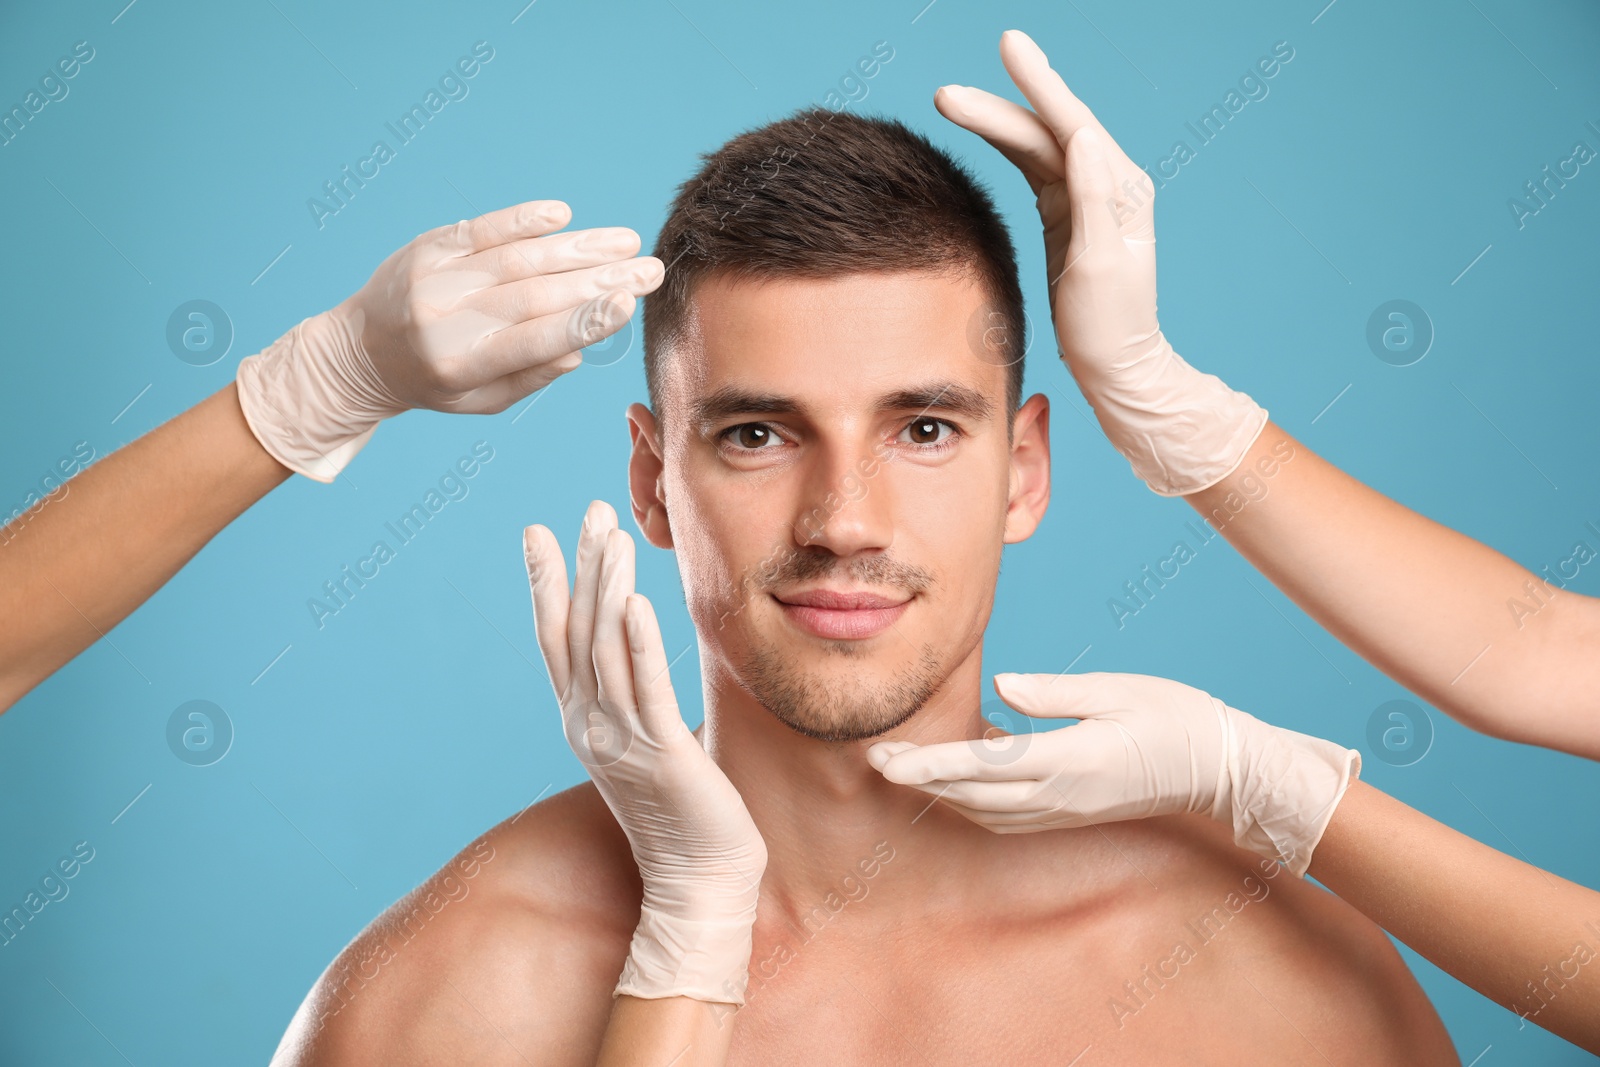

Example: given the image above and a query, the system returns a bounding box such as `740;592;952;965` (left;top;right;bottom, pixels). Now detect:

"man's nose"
790;441;893;554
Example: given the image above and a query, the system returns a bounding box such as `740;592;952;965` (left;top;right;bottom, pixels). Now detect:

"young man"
270;108;1457;1064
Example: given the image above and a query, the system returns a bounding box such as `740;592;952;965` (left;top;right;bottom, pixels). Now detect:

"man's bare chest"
702;863;1391;1067
716;914;1248;1066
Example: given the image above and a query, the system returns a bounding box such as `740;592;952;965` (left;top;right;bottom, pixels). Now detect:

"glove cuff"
235;307;401;483
1223;709;1362;878
1077;339;1269;497
613;904;758;1006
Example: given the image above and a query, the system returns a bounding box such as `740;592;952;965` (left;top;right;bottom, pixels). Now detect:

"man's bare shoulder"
1003;814;1459;1064
270;782;638;1067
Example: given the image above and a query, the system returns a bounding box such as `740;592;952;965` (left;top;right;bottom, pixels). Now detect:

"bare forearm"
1186;420;1600;757
1310;780;1600;1051
596;995;736;1066
0;383;290;709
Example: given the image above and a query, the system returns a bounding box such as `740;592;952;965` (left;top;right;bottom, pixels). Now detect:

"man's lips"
775;588;908;610
771;589;912;639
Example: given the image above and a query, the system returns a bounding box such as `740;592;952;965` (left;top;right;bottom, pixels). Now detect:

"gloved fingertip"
1000;29;1047;68
881;760;932;786
605;528;636;581
865;739;911;769
998;670;1068;690
932;89;966;125
874;756;927;783
522;525;547;572
584;498;617;530
529;200;569;231
622;593;649;643
992;672;1031;699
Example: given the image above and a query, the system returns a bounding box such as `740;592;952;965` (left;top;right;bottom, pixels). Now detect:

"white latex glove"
866;672;1359;877
524;500;767;1005
935;31;1267;496
237;200;663;482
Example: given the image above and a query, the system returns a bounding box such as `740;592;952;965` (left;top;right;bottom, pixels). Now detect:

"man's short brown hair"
642;107;1027;428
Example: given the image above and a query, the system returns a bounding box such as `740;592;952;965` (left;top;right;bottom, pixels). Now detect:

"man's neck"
698;646;993;919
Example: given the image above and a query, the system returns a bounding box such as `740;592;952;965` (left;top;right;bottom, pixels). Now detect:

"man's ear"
1002;392;1051;544
626;402;674;550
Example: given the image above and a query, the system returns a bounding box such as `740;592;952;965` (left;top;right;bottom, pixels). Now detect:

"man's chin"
736;645;946;743
763;699;925;744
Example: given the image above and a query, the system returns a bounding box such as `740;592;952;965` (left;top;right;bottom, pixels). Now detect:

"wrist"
1071;337;1268;497
1216;705;1362;877
234;306;399;483
614;901;759;1006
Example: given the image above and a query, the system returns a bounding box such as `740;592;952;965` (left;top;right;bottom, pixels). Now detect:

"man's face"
628;269;1049;742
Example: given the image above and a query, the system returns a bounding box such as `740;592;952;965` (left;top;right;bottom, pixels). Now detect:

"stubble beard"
734;630;947;743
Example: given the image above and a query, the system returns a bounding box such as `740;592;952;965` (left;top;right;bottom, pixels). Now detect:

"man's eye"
898;418;958;448
722;423;780;450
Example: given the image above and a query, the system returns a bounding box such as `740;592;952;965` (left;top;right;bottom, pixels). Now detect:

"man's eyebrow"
691;387;799;426
876;382;993;423
690;381;995;426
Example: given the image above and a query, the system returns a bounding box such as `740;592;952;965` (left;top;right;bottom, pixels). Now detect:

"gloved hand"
934;31;1267;496
524;500;767;1005
866;671;1360;877
237;200;663;481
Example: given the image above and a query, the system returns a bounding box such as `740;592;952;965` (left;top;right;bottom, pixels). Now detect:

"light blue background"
2;0;1598;1062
